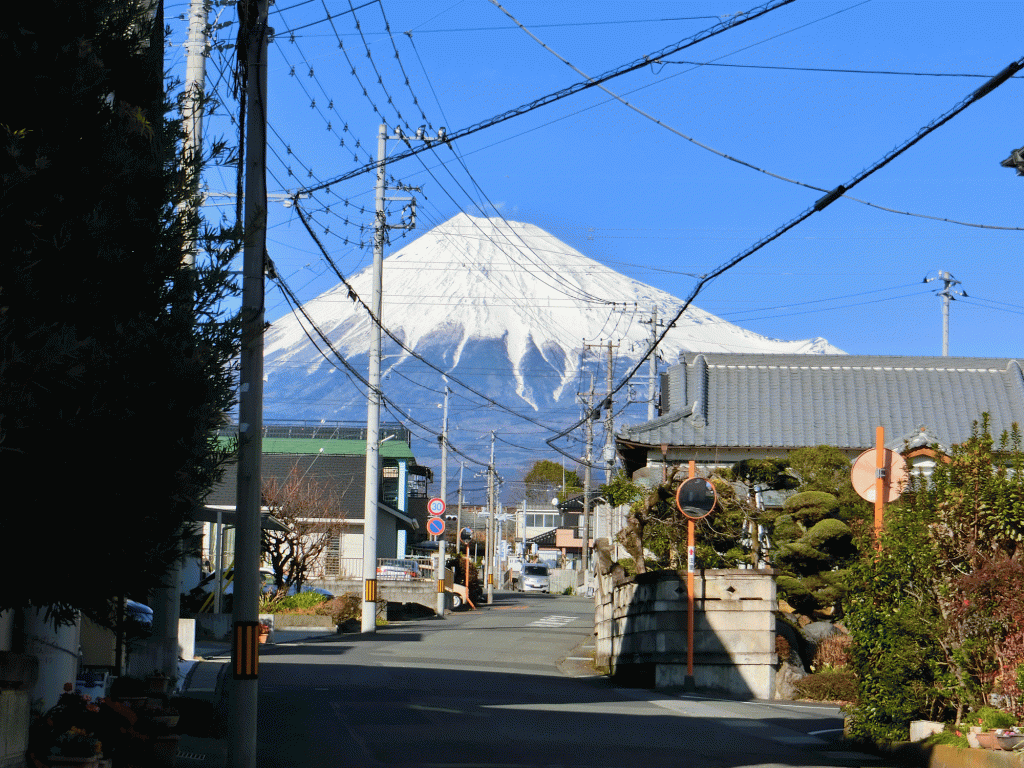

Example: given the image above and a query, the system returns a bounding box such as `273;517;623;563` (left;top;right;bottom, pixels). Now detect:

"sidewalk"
172;626;338;767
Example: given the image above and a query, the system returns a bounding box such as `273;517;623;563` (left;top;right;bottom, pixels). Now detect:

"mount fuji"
263;213;841;490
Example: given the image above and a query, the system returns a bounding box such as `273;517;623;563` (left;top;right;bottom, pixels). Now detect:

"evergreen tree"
1;0;239;626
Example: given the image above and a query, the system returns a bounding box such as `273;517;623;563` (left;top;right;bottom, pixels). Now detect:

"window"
525;513;558;528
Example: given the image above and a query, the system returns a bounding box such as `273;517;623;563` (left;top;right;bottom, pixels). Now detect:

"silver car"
520;564;550;593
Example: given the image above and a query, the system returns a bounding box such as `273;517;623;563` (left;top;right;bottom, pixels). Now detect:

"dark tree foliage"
846;417;1024;740
522;459;582;502
0;1;239;626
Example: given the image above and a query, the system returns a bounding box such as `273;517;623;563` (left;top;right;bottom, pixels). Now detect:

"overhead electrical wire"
489;0;1024;236
544;54;1024;462
271;267;491;468
656;59;1024;79
291;200;568;436
294;0;797;196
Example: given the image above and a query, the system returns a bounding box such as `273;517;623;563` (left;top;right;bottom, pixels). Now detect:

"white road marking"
529;615;577;627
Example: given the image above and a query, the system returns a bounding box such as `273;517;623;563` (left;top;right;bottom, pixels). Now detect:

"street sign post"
851;427;908;548
428;497;446;516
427;517;445;537
675;469;717;692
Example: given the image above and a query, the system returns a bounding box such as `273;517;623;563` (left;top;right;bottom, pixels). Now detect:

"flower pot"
976;732;1001;750
257;632;269;644
996;734;1024;751
152;733;180;767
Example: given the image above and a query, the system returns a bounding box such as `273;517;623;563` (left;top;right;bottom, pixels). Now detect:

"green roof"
217;435;415;458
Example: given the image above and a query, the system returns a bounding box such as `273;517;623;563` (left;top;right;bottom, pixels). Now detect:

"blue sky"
166;0;1023;360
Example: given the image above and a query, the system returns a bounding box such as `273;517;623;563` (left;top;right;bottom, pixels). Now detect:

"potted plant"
26;684;104;767
258;621;271;643
48;727;103;766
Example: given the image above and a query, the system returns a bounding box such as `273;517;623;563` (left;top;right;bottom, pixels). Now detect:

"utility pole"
582;375;594;574
486;431;495;603
643;308;662;421
361;124;444;633
180;0;209;268
436;386;449;617
923;270;966;356
456;461;464;560
230;1;268;766
604;340;616;485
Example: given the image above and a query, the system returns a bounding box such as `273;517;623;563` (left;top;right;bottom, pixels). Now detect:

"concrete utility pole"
457;461;464;547
486;432;495;603
230;0;269;766
360;123;388;634
645;307;660;421
582;375;594;574
180;0;209;268
604;340;616;486
923;270;966;357
362;124;444;633
436;386;450;617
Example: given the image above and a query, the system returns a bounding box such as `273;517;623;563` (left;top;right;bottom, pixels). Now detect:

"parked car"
376;559;422;580
124;599;153;635
520;564;550;593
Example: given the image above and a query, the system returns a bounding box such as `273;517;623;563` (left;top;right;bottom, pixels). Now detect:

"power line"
655;59;1024;79
295;0;796;196
545;54;1024;460
291;198;568;436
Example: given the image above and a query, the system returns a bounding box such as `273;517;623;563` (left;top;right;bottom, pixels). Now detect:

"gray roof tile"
620;353;1024;452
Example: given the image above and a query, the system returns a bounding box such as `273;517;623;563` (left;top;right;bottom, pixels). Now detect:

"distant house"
616;353;1024;482
200;423;432;580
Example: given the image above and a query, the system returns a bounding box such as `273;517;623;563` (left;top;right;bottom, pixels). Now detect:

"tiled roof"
620;353;1024;452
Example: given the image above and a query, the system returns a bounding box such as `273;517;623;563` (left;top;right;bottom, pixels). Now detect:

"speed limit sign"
428;497;446;516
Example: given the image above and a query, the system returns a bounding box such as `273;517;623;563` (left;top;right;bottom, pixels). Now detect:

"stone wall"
595;569;777;699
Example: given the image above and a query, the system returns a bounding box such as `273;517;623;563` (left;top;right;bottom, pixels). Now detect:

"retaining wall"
595;569;777;699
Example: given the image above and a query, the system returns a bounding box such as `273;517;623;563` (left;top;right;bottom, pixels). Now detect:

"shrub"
314;594;362;624
812;633;852;671
923;731;969;748
776;634;792;658
793;669;858;703
263;591;329;613
972;707;1016;730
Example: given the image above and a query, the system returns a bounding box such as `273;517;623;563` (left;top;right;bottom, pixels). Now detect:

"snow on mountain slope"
264;213;841;422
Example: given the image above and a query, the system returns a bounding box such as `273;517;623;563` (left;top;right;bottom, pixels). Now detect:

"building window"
525;513;558;528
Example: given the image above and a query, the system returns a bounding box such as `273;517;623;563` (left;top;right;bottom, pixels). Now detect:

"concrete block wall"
595;569;777;699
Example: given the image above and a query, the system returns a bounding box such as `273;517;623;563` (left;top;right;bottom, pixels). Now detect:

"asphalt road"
246;591;882;768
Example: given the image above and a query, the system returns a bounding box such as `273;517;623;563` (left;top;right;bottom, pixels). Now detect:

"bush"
263;591;329;613
793;669;858;703
314;594;362;624
812;634;852;671
923;730;969;748
972;706;1017;730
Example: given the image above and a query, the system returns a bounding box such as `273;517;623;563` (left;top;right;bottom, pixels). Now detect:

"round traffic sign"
427;517;445;536
675;477;717;520
428;497;446;516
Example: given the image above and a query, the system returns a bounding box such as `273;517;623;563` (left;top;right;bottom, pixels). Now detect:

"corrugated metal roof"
620;354;1024;452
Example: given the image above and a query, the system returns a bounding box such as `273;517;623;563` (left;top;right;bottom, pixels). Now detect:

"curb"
881;743;1024;768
